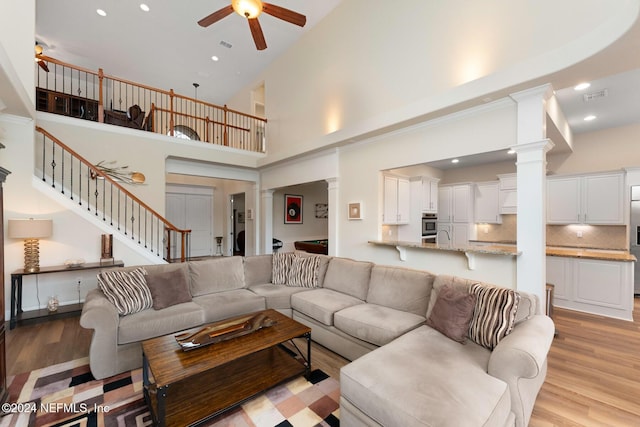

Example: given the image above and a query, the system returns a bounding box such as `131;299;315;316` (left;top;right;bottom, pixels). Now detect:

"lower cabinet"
546;256;634;321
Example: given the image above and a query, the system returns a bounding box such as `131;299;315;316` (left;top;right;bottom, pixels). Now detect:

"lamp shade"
8;218;53;239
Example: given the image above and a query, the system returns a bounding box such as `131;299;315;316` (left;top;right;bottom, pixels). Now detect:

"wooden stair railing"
36;55;267;153
35;126;191;262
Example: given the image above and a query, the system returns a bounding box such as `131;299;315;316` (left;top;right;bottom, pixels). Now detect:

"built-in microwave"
422;213;437;239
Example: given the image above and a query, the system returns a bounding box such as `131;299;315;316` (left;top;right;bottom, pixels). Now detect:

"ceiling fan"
35;42;49;72
198;0;306;51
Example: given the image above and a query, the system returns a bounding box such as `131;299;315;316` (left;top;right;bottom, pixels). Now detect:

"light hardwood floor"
6;299;640;425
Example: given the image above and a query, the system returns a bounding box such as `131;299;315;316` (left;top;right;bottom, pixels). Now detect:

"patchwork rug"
1;357;340;427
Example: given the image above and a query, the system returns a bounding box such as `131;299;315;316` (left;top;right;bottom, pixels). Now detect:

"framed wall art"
315;203;328;218
284;194;303;224
348;202;362;220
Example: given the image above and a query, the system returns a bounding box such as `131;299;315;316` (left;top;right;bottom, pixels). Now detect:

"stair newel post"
165;227;172;262
223;104;229;146
169;89;175;137
98;68;104;123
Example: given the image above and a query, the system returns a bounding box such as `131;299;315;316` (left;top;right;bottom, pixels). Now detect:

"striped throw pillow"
97;267;152;315
272;252;296;285
468;283;520;350
287;255;321;288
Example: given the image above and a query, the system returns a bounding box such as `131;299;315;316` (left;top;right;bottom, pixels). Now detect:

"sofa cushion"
291;288;364;326
145;267;192;310
287;254;321;288
97;267;152;315
340;325;511;427
118;301;205;344
188;256;245;296
323;258;373;300
272;252;296;285
366;265;435;316
334;304;426;346
468;283;520;350
248;284;311;310
192;289;266;323
243;255;273;286
425;284;476;343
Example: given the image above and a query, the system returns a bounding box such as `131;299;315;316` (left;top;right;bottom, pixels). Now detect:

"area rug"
1;357;340;427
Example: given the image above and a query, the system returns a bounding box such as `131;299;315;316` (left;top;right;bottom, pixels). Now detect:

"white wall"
227;0;637;166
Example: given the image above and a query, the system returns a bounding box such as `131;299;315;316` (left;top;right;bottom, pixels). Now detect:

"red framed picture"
284;194;303;224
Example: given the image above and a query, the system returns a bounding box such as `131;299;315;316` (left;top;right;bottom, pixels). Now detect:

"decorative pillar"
510;85;555;306
326;178;339;256
261;189;274;254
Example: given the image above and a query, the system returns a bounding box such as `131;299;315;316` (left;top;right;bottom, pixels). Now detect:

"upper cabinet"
547;172;625;225
474;181;501;224
383;174;411;225
421;177;439;214
438;183;473;223
497;173;517;214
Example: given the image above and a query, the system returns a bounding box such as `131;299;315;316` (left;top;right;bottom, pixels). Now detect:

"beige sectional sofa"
80;252;554;427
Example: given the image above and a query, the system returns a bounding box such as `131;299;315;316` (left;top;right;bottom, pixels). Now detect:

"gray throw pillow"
145;268;192;310
426;284;477;343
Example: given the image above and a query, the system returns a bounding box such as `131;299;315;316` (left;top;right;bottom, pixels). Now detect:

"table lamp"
8;218;53;272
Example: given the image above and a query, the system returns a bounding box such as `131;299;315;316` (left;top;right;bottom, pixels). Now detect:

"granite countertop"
545;246;636;262
368;240;520;257
369;240;637;262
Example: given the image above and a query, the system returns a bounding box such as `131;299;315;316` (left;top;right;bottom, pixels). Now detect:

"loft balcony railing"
35;55;267;153
35;126;191;262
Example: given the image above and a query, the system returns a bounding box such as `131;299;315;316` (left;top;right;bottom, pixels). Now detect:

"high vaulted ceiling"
35;0;343;106
33;0;640;138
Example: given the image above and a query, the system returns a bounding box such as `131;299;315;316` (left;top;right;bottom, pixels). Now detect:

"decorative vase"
47;295;59;312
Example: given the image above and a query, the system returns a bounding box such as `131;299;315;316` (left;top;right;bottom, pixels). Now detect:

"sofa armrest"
80;288;120;379
488;314;554;426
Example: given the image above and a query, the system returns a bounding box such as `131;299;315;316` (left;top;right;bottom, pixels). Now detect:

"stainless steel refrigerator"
630;186;640;295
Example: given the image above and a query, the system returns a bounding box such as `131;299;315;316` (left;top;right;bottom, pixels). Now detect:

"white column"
326;178;339;256
260;189;274;254
510;85;554;307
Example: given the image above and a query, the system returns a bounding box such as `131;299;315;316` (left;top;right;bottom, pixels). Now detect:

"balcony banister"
35;55;267;153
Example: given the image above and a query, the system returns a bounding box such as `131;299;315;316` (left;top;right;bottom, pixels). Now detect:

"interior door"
166;191;214;258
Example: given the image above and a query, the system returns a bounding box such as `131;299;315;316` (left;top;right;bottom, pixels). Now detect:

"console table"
10;260;124;329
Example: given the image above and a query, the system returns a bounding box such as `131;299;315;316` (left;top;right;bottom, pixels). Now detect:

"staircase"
35;126;191;262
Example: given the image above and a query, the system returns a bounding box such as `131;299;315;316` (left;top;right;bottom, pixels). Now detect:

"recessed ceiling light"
140;4;150;12
574;82;591;91
451;159;459;164
507;149;516;155
96;9;107;16
584;115;597;121
211;55;219;61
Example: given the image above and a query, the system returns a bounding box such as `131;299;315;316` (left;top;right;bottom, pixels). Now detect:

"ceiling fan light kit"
198;1;306;51
232;0;263;19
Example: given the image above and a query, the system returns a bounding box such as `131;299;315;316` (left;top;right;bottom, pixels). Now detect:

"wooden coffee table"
142;309;311;427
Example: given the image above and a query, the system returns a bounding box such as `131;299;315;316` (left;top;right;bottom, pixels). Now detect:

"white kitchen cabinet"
546;255;633;320
383;175;410;225
547;172;624;225
438;184;473;223
475;181;501;224
497;173;517;214
421;177;439;213
437;183;474;246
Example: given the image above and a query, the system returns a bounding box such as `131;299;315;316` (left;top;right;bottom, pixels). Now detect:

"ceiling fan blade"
248;18;267;50
37;59;49;72
198;5;234;27
262;2;306;27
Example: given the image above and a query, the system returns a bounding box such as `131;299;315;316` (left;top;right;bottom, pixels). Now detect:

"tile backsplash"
477;215;628;250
